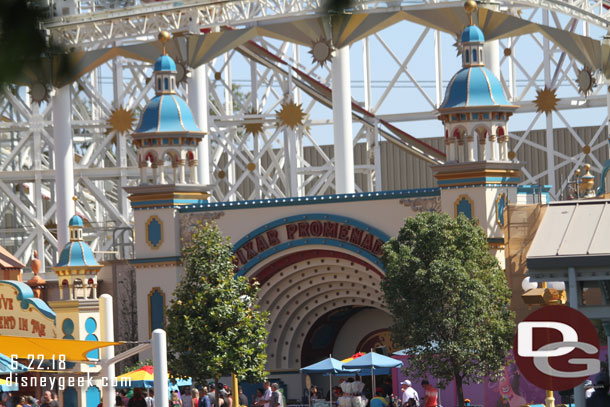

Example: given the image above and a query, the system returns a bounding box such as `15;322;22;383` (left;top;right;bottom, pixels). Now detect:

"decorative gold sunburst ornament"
175;60;190;85
534;86;559;115
309;37;334;67
244;109;264;136
453;37;463;57
576;66;596;96
108;106;136;133
277;101;306;129
29;82;51;104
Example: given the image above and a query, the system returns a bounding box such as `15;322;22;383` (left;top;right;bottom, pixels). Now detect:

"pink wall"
392;347;608;407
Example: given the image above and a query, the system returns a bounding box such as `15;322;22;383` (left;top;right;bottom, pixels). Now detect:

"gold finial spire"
72;195;78;214
464;0;477;25
158;31;171;55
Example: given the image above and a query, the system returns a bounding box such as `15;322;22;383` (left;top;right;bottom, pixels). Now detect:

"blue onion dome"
68;215;84;227
439;66;514;110
56;241;100;268
134;94;203;134
461;25;485;43
154;55;177;72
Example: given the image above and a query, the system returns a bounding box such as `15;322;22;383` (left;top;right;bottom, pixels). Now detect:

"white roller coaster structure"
1;0;609;272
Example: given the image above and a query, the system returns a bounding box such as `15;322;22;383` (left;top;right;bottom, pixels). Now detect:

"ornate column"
179;159;186;184
139;162;147;183
466;134;475;162
190;160;199;184
457;138;465;162
498;134;509;161
172;162;178;184
152;162;158;184
158;160;165;184
489;134;498;160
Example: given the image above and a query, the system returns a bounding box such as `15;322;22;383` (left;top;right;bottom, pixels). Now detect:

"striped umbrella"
116;366;192;389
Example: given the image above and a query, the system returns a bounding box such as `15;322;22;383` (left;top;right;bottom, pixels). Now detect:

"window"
157;79;161;91
472;49;477;62
465;51;470;63
164;77;169;90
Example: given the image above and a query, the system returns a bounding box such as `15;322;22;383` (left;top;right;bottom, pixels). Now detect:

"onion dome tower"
49;197;102;407
437;0;517;163
433;0;522;269
131;31;207;187
53;199;101;300
125;33;211;345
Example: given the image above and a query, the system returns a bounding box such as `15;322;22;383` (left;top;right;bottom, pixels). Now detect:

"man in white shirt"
270;383;283;407
145;389;155;407
263;381;272;407
400;380;419;407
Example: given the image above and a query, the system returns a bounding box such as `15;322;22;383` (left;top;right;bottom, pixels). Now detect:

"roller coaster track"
237;40;446;164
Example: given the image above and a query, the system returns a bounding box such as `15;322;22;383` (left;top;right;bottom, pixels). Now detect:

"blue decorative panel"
456;196;473;219
85;317;99;360
86;387;101;407
146;217;162;249
496;193;507;227
64;387;78;407
150;288;165;333
62;318;74;339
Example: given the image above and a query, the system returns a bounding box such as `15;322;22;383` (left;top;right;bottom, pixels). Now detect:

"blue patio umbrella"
0;354;28;374
301;356;359;407
342;352;403;396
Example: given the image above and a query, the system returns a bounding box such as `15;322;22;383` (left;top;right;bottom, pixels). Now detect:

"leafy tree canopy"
380;212;515;407
166;222;269;385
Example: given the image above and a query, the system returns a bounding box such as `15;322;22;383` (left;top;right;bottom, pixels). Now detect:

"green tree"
166;222;269;392
381;212;515;407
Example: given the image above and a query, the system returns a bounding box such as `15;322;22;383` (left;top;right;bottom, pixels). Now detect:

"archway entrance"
247;248;390;370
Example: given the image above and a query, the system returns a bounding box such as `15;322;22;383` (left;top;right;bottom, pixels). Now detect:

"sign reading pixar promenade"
0;281;57;338
233;214;389;271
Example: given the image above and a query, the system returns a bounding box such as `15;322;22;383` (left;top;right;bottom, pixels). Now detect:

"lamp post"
521;279;567;407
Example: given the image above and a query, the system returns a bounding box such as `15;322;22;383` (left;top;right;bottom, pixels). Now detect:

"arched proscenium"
250;249;387;369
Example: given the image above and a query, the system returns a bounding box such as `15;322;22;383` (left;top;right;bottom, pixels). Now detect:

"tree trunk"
454;374;464;407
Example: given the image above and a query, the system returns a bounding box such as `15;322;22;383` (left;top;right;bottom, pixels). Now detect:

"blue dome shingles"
134;94;203;135
154;55;177;72
461;25;485;43
68;215;84;227
56;241;100;268
439;67;511;110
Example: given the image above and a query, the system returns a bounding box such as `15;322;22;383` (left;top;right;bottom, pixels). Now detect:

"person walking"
129;389;147;407
420;381;437;407
270;384;282;407
586;373;610;407
238;388;248;407
40;391;58;407
170;392;182;407
400;381;418;407
145;390;154;407
263;382;272;407
198;388;211;407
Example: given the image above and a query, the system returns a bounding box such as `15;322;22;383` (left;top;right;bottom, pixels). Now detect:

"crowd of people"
0;390;60;407
308;377;438;407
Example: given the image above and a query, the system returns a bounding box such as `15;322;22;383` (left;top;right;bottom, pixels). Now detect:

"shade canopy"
116;365;192;389
0;353;28;374
300;357;347;374
0;335;119;362
0;378;18;392
342;352;403;369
